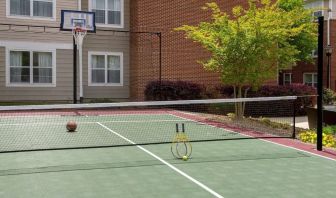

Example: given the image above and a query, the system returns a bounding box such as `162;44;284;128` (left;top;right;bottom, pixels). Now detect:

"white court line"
168;113;336;162
0;113;169;119
0;119;185;127
97;122;224;198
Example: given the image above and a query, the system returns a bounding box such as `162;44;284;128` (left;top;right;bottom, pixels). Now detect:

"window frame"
6;0;56;21
88;51;123;86
88;0;124;28
283;73;292;85
6;48;56;87
303;73;318;88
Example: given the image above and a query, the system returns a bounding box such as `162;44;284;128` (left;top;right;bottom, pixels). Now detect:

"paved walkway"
269;116;309;129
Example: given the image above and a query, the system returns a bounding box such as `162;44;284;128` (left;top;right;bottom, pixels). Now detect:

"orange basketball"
66;121;77;132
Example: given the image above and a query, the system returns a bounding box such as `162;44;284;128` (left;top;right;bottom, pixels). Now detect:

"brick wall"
130;1;336;101
130;0;249;100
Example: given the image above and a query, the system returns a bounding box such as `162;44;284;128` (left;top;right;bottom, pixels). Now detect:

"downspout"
327;0;332;88
328;1;331;46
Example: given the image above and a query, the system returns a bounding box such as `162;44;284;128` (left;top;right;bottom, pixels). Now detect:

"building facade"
131;0;336;100
0;0;334;102
280;0;336;90
0;0;130;102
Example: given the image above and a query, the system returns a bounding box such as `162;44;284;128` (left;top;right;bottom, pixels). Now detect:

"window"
89;52;123;86
8;0;55;19
9;51;30;83
303;73;318;88
313;10;323;18
10;0;30;16
33;52;53;83
312;49;318;58
7;50;55;86
283;73;292;85
90;0;123;27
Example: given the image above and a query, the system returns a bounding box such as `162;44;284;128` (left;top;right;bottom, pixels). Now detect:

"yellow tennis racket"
171;123;192;159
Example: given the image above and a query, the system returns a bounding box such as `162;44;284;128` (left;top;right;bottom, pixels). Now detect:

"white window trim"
88;0;124;28
303;73;318;87
88;51;123;87
283;73;292;85
5;47;57;87
312;49;318;58
6;0;56;21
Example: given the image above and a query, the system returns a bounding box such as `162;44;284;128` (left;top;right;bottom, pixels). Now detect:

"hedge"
144;81;203;101
144;81;316;115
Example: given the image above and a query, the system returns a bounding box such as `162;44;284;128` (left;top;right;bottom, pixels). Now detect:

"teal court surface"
0;110;335;198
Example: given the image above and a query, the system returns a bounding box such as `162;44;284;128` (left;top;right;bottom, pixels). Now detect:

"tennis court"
0;98;335;198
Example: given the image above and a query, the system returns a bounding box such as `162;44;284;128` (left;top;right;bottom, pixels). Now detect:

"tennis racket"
171;123;192;159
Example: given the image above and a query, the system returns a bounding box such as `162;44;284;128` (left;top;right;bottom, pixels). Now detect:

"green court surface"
0;113;335;198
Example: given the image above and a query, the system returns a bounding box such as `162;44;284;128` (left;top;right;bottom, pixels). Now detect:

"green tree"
175;0;317;118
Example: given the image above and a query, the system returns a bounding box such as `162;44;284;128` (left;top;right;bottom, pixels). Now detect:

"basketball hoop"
72;27;87;46
61;10;96;104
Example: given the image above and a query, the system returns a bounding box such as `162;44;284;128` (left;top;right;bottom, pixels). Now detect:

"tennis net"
0;96;298;153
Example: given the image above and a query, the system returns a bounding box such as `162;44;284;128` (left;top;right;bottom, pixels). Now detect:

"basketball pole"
73;38;77;104
79;40;84;103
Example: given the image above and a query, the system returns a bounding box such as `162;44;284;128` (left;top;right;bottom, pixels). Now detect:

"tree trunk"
236;86;244;119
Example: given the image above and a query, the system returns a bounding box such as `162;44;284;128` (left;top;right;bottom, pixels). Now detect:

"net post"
292;99;296;139
176;123;179;133
73;38;77;104
317;16;324;151
157;32;162;100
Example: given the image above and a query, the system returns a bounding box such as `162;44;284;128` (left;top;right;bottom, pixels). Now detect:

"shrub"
249;84;316;97
299;130;336;148
248;117;291;130
216;85;234;97
201;86;222;99
144;80;203;101
216;84;316;115
216;84;316;97
323;125;336;135
323;88;336;105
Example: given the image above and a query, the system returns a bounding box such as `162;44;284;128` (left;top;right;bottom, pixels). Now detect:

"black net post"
292;99;296;139
157;32;162;100
317;16;324;151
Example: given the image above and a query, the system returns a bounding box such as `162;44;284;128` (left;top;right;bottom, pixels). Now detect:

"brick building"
0;0;334;102
279;0;336;91
130;0;336;100
130;0;250;100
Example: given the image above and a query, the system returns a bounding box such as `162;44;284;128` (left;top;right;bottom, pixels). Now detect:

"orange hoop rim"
73;27;87;33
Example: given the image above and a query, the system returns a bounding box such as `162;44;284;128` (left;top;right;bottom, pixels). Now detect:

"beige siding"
0;0;78;26
81;0;131;99
82;0;89;11
0;28;72;44
83;32;130;99
0;0;75;44
0;47;74;101
0;34;130;101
